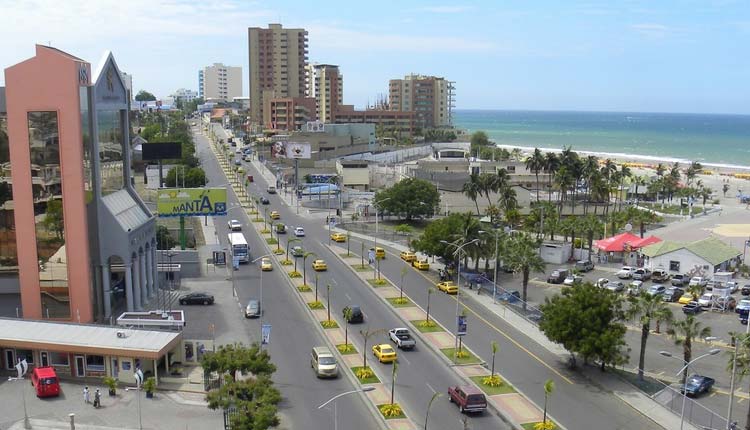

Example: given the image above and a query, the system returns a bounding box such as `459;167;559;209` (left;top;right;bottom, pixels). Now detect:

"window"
97;109;124;195
0;115;17;271
669;261;680;272
122;360;131;371
16;349;34;364
50;352;69;366
85;355;105;371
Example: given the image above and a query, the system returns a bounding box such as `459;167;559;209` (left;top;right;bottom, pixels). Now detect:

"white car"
698;293;715;307
617;266;636;279
227;219;242;231
627;280;644;296
689;277;708;288
294;227;305;237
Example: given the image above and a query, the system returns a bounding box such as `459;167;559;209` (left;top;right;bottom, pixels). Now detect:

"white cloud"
419;5;474;13
630;23;670;38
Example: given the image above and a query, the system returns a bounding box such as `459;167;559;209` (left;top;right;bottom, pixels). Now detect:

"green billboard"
157;188;227;217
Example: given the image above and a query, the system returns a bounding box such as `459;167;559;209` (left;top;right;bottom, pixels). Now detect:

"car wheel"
180;300;186;305
459;405;465;413
203;300;209;305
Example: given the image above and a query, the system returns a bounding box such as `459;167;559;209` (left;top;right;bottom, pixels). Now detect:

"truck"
388;328;416;350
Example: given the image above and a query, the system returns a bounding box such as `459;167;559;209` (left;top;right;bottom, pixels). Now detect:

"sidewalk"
336;226;699;430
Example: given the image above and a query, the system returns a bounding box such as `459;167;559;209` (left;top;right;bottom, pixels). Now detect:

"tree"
627;292;673;381
667;315;711;383
525;148;546;202
156;225;176;250
206;375;281;430
544;152;560;204
200;343;276;382
490;341;499;379
134;90;156;101
470;131;490;148
539;283;628;369
374;178;440;220
412;213;465;262
462;174;482;216
43;199;65;240
343;306;353;348
542;379;555;426
504;234;545;310
166;166;207;188
727;333;750;430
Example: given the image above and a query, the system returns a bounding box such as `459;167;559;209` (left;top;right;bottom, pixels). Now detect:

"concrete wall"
646;248;716;277
156;249;201;278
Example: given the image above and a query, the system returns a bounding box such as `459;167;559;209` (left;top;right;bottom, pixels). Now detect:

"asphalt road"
192;128;380;430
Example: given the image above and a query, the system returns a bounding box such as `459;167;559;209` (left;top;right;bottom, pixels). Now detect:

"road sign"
261;324;272;345
457;315;467;336
213;251;226;266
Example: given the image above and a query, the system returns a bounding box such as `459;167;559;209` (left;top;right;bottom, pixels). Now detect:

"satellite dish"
624;223;633;232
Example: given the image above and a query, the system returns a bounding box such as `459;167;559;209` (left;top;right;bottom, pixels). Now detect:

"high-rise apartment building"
389;74;455;129
310;64;343;123
248;24;309;123
198;63;242;103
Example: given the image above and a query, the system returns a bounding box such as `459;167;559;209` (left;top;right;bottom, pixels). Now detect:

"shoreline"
494;143;750;175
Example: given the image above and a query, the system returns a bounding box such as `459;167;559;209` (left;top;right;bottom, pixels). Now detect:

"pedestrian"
93;388;101;408
83;386;90;404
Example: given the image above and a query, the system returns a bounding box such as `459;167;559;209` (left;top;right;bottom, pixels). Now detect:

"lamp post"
424;392;442;430
659;348;721;430
707;336;742;430
318;387;375;430
374;197;392;252
441;238;480;363
252;254;272;349
479;228;502;304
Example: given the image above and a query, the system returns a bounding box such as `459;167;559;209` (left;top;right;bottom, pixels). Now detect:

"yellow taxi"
678;293;695;304
399;251;416;262
312;259;328;271
372;344;397;363
330;233;347;243
260;258;273;271
370;247;386;259
412;259;430;270
269;211;280;220
437;281;458;294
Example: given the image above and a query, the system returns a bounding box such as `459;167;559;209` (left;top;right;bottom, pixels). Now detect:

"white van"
311;346;338;378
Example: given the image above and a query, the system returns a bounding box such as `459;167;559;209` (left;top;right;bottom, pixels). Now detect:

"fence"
337;221;414;248
652;381;729;429
470;272;544;325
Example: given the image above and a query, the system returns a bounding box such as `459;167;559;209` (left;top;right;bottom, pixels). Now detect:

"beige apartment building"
199;63;242;102
308;64;343;123
248;24;309;123
389;74;455;129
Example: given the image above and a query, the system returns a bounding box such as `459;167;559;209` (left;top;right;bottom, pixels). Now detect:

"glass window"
28;111;70;319
85;355;105;371
669;261;680;272
49;352;69;366
16;349;34;364
80;87;93;203
0;115;17;272
97;109;124;195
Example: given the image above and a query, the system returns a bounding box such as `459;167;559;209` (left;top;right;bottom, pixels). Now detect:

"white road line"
426;382;436;394
345;293;351;301
399;355;412;366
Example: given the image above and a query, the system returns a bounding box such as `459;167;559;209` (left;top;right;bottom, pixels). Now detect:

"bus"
228;233;250;264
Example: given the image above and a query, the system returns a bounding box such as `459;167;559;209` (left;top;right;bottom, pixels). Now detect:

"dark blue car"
498;290;521;303
682;374;715;396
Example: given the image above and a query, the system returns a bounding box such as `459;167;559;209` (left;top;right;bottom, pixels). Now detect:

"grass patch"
440;348;481;365
260;228;271;234
252;218;264;223
296;285;311;292
521;422;557;430
411;320;444;333
386;297;414;307
611;368;669;396
280;259;293;265
339;252;355;258
272;249;284;255
469;375;516;395
351;366;380;384
640;203;689;216
308;301;324;310
321;320;339;329
378;403;406;420
352;264;372;272
266;238;278;245
367;278;390;287
288;271;302;278
336;344;357;355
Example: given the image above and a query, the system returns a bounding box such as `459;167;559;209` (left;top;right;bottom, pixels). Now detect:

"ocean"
453;110;750;170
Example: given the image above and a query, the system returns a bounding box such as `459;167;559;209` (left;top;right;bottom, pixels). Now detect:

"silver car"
245;299;261;318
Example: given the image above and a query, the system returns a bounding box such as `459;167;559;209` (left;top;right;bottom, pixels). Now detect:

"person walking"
83;386;90;404
93;388;101;408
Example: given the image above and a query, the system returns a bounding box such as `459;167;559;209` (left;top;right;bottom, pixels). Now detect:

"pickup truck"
388;328;416;350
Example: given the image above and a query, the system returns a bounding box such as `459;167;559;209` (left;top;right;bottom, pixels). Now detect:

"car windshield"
648;286;661;292
381;347;394;353
467;394;486;403
319;357;336;365
741;301;750;306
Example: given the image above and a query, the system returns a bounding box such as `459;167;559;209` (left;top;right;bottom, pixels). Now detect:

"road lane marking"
399;355;412;366
345;293;351;301
426;382;436;394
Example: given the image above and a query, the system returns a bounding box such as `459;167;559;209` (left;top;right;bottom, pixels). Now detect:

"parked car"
596;278;610;288
344;305;364;323
260;197;270;205
547;268;569;284
498;290;521;303
678;293;696;304
627;280;644;296
389;328;416;350
291;246;304;257
267;185;277;194
448;385;488;414
742;284;750;296
689;277;708;288
683;301;703;315
606;281;625;293
372;344;397;363
698;293;715;307
227;219;242;231
682;375;715;396
633;268;652;281
179;292;214;305
652;269;670;282
616;266;636;279
294;227;305;237
563;275;583;286
736;299;750;314
726;281;740;294
663;287;684;302
671;274;689;287
31;367;60;398
575;260;595;272
275;223;287;234
705;280;721;291
245;299;261;318
646;284;666;296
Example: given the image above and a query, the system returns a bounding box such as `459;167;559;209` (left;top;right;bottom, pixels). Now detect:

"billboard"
157;188;227;217
306;121;325;133
142;142;182;160
285;142;311;159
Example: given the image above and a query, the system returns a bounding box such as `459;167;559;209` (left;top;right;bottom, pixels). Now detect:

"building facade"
310;64;343;123
389;74;455;129
265;97;316;131
171;88;199;104
248;24;309;124
4;45;156;323
198;63;242;103
334;106;415;137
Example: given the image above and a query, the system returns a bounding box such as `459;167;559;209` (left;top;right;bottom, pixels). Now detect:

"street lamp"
706;336;742;430
440;238;480;363
659;347;721;430
252;254;273;349
318;387;375;430
479;229;502;304
374;197;392;252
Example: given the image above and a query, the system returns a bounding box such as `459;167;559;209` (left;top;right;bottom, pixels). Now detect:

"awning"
594;232;662;252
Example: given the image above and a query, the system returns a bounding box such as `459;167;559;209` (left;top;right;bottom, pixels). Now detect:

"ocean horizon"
453;109;750;170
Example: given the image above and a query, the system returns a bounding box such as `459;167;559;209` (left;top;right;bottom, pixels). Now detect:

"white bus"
228;233;250;264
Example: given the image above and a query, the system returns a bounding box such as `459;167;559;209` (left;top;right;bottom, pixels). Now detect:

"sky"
0;0;749;114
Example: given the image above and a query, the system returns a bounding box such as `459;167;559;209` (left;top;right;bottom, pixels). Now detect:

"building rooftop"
641;236;741;265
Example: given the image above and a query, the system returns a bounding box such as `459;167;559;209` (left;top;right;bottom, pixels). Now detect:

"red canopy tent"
594;232;662;252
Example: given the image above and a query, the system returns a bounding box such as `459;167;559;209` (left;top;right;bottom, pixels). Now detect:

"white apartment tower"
199;63;242;103
308;64;343;123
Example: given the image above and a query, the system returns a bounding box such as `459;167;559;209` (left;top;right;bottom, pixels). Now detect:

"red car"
448;385;487;414
31;366;60;398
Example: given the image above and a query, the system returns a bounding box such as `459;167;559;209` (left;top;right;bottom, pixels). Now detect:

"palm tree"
462;174;482;216
632;175;647;204
581;155;600;213
542;379;555;425
490;341;499;379
580;214;604;261
668;315;712;383
343;306;353;349
685;161;703;186
497;185;518;216
627;292;674;381
478;172;499;207
655;163;666;178
504;234;546;310
544;152;560;204
617;165;632;211
525;148;546;202
726;333;750;430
